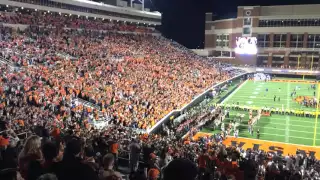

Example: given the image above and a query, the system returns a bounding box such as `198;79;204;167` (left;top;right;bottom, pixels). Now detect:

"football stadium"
2;0;320;180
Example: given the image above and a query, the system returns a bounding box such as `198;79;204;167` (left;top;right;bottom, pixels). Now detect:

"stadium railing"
73;97;101;111
0;56;17;70
147;73;248;134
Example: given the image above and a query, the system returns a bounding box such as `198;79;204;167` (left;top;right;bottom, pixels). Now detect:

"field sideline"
201;78;320;147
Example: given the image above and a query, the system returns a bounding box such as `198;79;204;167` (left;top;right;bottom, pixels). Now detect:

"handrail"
0;56;16;68
147;73;248;134
0;130;29;140
73;97;101;110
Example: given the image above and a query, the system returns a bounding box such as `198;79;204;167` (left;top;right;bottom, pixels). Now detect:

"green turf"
223;80;318;112
202;79;320;146
222;110;320;146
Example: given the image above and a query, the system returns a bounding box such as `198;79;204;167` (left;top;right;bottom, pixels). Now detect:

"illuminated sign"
235;37;257;55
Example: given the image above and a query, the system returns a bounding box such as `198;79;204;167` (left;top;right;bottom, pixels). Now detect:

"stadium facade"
203;4;320;68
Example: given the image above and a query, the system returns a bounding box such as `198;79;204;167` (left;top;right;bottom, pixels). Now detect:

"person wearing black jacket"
54;138;99;180
143;144;155;165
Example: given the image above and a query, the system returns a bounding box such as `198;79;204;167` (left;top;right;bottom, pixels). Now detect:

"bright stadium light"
235;37;257;55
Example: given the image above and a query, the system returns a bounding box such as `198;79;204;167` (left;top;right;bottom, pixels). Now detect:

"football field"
211;79;320;146
223;80;318;112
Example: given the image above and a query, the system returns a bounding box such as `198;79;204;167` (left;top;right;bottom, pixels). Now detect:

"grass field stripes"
207;79;320;146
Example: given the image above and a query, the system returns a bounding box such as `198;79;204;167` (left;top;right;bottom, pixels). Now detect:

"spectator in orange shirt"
108;137;120;170
0;133;9;148
147;168;160;180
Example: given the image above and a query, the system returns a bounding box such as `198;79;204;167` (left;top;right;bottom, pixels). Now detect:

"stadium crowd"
0;7;319;180
1;24;232;130
0;10;154;33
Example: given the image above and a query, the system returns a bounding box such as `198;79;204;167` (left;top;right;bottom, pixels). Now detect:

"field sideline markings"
260;132;313;140
248;80;317;84
228;136;319;147
239;132;314;140
237;123;315;130
221;80;248;104
229;114;316;124
230;96;293;100
238;124;314;134
234;120;315;127
226;101;316;111
257;121;315;129
265;118;314;124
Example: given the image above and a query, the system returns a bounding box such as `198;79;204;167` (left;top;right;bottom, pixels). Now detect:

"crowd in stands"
0;24;233;130
0;10;154;33
10;0;160;23
0;6;319;180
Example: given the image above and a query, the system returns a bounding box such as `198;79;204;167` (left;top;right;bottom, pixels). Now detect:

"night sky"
143;0;320;49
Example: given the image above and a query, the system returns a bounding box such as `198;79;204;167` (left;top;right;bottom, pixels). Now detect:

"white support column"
313;35;316;50
130;0;133;8
141;0;144;11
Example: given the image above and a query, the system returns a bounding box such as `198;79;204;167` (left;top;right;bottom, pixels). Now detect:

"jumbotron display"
235;37;258;55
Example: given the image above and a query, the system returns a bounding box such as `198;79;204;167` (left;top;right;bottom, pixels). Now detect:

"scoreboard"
235;37;257;55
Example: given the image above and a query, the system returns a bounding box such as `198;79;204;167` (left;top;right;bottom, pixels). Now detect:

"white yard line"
229;113;316;124
259;117;315;124
285;83;290;142
260;132;313;140
230;96;294;100
228;100;299;106
221;80;248;104
240;132;314;140
285;117;290;142
237;121;314;128
238;124;314;134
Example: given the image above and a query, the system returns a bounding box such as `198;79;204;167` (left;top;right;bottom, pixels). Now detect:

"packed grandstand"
0;3;319;180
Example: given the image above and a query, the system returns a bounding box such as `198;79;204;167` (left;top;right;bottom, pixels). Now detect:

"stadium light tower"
130;0;145;11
